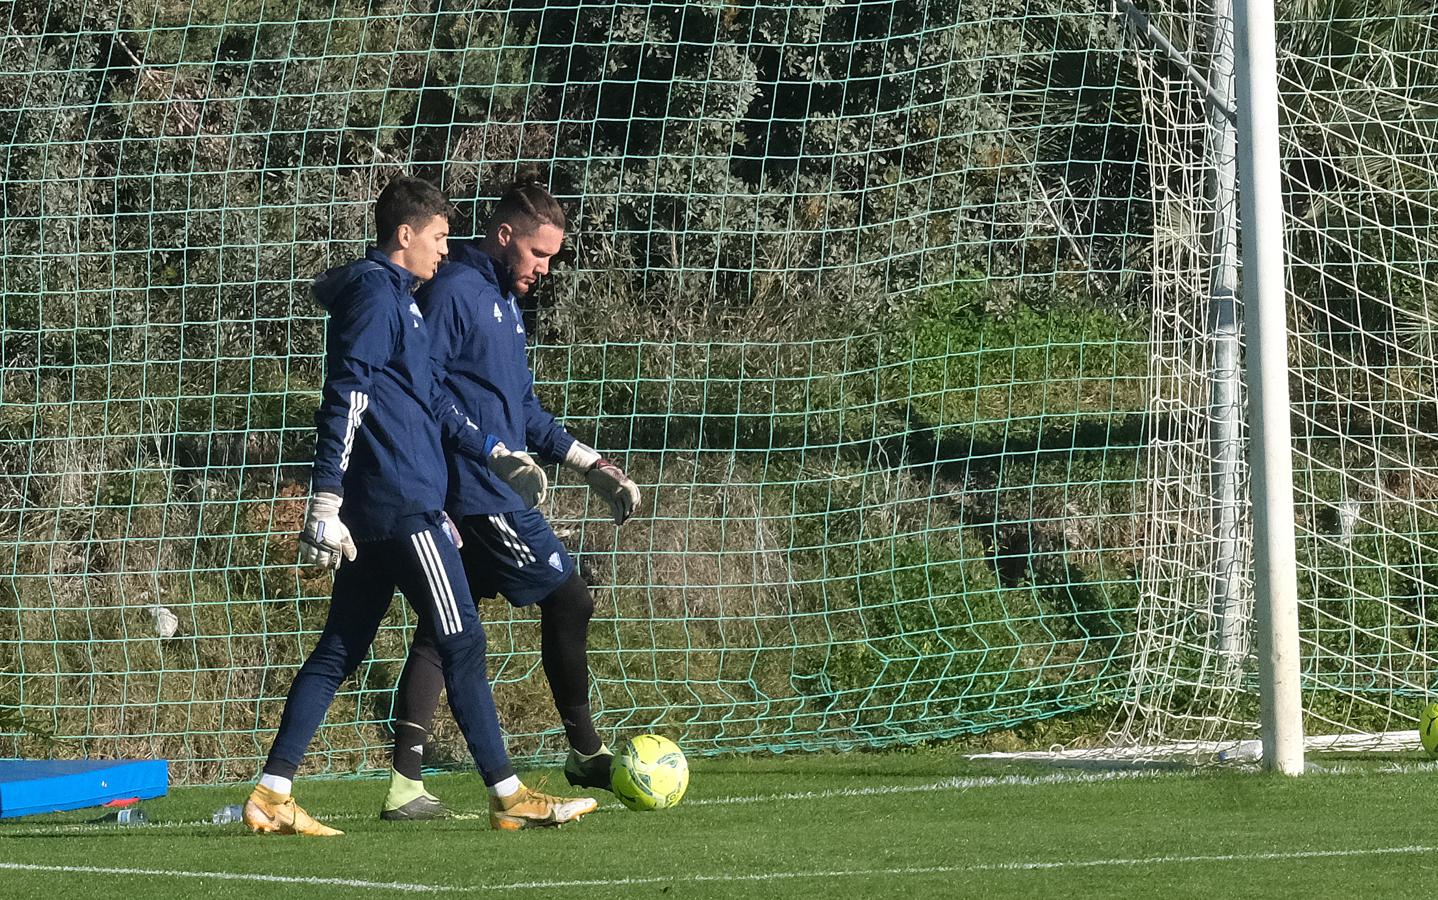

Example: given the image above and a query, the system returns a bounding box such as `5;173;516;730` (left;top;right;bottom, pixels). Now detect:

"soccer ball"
1420;702;1438;756
610;734;689;811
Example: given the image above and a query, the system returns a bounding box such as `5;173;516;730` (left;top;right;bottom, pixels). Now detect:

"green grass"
4;749;1438;899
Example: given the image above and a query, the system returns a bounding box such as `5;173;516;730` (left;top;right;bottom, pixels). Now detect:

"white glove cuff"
312;491;343;513
563;441;602;473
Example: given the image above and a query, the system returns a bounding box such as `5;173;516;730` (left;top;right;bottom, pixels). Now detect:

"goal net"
1119;0;1438;758
1;0;1425;782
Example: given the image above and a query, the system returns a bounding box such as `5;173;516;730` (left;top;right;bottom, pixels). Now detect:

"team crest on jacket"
492;302;503;323
408;301;423;328
548;551;563;572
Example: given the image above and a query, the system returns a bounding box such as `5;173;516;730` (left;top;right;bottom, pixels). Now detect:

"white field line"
0;768;1176;837
0;861;451;893
4;843;1431;894
474;845;1438;891
681;767;1178;806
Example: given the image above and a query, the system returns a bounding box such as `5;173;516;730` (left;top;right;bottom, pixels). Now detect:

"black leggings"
392;569;596;754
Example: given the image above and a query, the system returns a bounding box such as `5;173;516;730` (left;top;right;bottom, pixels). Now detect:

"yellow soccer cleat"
489;785;598;831
242;784;344;837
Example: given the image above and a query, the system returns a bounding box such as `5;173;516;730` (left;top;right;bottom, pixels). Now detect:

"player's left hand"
584;458;641;526
489;442;548;508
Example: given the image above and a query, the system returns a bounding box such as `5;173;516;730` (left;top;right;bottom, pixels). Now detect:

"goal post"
1233;0;1304;775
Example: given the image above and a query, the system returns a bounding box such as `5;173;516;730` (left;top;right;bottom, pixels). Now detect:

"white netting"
1123;0;1438;757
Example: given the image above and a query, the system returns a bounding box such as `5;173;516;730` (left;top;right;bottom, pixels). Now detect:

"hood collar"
446;240;516;297
311;248;418;309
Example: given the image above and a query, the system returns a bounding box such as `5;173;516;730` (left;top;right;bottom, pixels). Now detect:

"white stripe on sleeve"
339;390;369;472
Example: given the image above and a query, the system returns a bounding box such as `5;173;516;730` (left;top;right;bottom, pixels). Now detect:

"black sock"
392;626;444;781
392;720;429;781
540;572;602;755
558;704;601;756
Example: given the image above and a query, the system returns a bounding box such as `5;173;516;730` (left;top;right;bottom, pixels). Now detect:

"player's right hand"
489;443;549;509
584;459;641;526
298;491;357;569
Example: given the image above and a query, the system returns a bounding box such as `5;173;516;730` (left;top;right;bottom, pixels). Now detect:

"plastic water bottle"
211;804;244;825
92;808;148;825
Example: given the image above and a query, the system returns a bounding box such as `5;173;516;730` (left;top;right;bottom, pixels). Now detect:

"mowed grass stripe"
0;861;451;893
472;844;1438;890
5;756;1433;900
0;767;1178;837
5;843;1432;895
683;766;1175;806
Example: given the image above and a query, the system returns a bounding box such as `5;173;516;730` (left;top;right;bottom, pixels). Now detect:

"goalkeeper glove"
565;442;641;526
298;491;357;569
490;443;548;508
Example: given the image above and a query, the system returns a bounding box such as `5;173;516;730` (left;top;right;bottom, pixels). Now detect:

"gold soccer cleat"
242;784;344;837
489;785;598;831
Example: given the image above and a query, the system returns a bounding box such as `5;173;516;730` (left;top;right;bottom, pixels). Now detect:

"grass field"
2;749;1436;899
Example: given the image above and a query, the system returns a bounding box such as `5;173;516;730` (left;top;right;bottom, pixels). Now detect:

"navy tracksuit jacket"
263;248;516;786
310;248;499;540
417;240;577;518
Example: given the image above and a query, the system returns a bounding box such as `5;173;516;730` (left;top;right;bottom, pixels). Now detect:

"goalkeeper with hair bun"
379;178;641;822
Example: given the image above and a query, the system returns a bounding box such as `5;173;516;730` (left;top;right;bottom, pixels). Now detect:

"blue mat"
0;759;169;819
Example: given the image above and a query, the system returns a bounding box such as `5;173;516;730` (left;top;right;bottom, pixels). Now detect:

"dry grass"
1;319;1149;783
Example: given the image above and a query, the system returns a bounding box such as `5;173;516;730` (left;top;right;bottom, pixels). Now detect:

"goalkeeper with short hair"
242;175;597;835
379;178;641;821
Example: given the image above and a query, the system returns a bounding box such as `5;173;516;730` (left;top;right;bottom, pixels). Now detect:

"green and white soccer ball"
610;734;689;811
1421;702;1438;756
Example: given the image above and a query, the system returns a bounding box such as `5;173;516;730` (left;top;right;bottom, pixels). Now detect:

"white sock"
488;775;521;799
258;774;292;796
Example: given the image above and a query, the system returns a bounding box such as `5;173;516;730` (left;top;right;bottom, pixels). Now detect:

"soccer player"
378;180;641;821
242;176;598;835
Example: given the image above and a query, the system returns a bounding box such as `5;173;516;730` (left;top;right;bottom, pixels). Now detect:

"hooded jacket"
310;248;499;541
417;240;576;517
